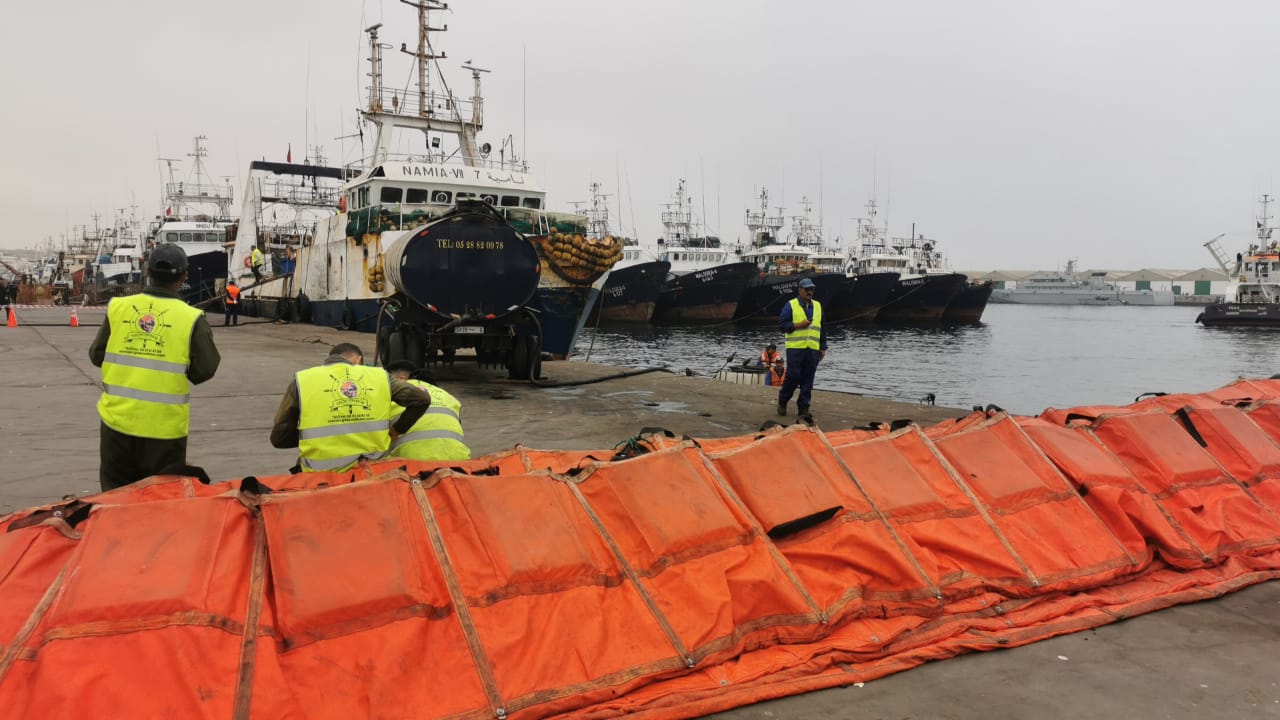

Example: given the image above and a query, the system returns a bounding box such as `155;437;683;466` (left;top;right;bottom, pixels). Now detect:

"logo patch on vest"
119;301;178;357
325;368;375;419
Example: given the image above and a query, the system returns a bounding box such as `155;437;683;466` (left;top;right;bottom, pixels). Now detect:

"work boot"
777;401;787;416
797;404;810;416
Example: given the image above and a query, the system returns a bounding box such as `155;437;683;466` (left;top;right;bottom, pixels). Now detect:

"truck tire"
508;336;531;379
386;329;408;366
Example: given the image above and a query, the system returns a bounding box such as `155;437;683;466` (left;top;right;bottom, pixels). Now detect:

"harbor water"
575;303;1280;416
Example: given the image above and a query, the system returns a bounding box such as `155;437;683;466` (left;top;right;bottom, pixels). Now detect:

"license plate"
455;325;484;334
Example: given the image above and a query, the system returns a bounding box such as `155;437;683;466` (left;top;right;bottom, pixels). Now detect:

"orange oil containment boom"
3;379;1280;718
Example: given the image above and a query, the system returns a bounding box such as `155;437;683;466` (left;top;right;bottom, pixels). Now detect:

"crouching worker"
384;361;471;462
269;343;431;472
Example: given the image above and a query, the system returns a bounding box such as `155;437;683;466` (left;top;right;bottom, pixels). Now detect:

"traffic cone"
69;308;79;327
6;307;15;328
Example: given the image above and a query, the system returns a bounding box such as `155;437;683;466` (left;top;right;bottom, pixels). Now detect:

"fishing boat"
1197;194;1280;327
584;182;669;324
846;200;961;323
652;179;756;323
231;3;620;359
148;136;235;304
898;231;992;323
732;191;845;324
825;199;900;323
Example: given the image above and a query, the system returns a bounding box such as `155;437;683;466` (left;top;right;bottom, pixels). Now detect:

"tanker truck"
377;200;544;380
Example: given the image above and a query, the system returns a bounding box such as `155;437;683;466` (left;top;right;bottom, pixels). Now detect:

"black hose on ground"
525;365;673;388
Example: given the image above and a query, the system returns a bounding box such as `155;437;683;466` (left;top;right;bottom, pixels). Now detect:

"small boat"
652;179;756;323
1197;194;1280;327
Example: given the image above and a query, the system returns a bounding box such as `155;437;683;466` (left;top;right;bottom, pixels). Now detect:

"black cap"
766;342;777;349
385;360;418;374
148;244;188;276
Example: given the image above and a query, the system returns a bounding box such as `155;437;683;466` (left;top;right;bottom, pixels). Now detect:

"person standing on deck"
223;279;241;326
89;245;221;491
250;245;265;284
269;343;432;473
776;277;826;416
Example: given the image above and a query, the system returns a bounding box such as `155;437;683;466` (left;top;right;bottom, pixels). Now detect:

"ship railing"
165;182;234;203
368;88;479;124
258;178;343;208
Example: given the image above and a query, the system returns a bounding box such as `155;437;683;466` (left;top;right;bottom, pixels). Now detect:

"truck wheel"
508;336;531;379
386;329;408;365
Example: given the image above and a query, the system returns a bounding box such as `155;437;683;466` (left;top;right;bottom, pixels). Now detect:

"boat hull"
1196;302;1280;327
592;260;670;324
733;272;846;324
942;282;994;324
877;273;967;323
181;249;228;306
654;261;756;324
828;272;900;323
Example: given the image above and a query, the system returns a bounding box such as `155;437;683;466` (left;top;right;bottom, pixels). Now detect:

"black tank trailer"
378;201;544;379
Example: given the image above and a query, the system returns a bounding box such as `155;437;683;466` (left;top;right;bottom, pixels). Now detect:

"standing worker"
250;244;265;284
223;279;241;326
89;245;221;491
384;361;471;461
776;277;826;416
269;343;432;473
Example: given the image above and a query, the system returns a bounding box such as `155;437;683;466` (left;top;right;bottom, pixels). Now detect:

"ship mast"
363;2;493;169
744;188;784;248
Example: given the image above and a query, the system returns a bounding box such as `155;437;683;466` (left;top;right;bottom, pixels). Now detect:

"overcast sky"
5;0;1280;270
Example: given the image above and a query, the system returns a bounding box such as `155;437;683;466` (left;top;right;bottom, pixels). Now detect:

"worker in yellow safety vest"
270;343;432;473
384;361;471;461
776;277;826;417
89;244;222;491
250;245;265;283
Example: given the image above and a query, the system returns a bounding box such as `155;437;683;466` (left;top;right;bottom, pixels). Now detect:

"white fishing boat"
230;2;620;362
148;135;235;303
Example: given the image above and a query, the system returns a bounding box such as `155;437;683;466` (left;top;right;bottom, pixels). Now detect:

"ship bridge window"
522;197;542;209
480;193;498;205
180;233;192;243
405;188;431;204
380;186;403;203
500;195;520;207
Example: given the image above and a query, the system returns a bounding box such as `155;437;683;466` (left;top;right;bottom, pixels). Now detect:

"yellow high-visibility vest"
388;379;470;462
98;293;202;439
784;298;823;351
295;363;393;472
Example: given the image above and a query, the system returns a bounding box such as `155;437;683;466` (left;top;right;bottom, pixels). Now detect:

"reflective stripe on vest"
784;298;823;351
97;293;201;439
296;363;394;473
388;379;470;462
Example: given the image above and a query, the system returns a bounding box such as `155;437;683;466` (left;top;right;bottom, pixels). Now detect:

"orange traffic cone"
69;308;79;327
6;307;15;328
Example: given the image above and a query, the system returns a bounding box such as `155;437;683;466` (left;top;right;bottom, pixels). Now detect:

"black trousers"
225;302;239;325
99;421;188;492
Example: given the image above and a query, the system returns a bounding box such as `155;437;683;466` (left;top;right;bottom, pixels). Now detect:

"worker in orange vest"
759;342;785;386
224;279;241;326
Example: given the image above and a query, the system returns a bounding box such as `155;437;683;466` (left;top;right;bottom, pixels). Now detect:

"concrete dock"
1;307;1276;719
